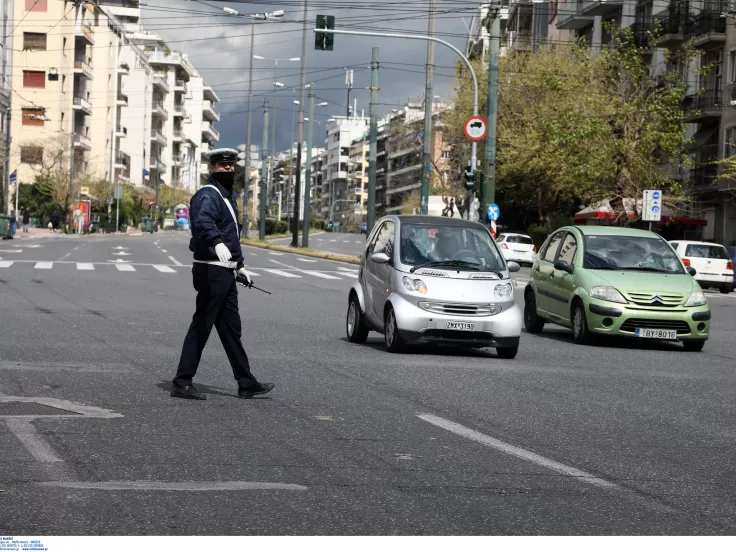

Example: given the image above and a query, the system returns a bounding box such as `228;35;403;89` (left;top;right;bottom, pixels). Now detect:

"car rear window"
685;244;730;259
507;235;534;245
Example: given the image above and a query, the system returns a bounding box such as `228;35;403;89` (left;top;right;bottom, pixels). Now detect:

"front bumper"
585;298;710;341
390;293;522;346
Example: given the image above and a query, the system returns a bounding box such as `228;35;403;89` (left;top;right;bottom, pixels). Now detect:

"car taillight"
532;246;536;253
728;261;733;270
503;243;509;249
682;258;690;267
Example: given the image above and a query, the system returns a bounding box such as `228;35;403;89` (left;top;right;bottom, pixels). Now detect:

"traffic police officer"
171;147;274;400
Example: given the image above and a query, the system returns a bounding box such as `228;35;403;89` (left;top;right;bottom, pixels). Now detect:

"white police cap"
208;148;238;164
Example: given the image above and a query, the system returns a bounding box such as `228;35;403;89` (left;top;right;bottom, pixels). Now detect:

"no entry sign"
464;116;487;141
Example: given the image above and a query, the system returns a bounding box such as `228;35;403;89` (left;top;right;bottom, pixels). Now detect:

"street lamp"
222;7;286;238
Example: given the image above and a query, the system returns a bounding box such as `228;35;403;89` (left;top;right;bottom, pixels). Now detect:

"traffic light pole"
302;84;315;247
483;9;500;226
367;47;379;236
242;21;255;239
259;99;269;240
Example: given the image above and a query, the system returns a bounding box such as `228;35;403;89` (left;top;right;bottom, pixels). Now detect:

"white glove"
214;243;232;263
237;267;252;287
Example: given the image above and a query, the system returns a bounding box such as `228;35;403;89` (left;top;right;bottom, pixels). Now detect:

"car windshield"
583;235;685;274
400;223;506;270
685;244;730;259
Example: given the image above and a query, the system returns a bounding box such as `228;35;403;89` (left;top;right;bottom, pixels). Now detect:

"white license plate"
446;321;475;331
635;328;677;340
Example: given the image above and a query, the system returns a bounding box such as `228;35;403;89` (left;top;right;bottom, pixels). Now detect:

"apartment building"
348;139;368;217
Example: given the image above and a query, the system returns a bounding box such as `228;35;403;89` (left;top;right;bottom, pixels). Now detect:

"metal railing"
116;125;127;136
117;94;128;104
687;12;726;36
689;166;718;188
73;96;92;111
685;89;722;112
74;60;93;74
152;103;168;118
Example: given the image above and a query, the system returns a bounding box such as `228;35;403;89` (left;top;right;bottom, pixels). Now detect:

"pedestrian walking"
10;211;16;236
22;207;30;233
171;147;274;401
51;211;59;232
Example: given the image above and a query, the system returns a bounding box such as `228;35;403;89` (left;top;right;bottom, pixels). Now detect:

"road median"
241;239;360;265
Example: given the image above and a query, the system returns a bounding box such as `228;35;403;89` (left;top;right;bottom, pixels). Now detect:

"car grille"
423;329;493;341
622;291;685;307
620;318;691;334
419;302;501;316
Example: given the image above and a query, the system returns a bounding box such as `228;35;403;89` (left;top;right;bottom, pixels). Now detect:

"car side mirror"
553;260;574;274
687;266;697;277
370;252;391;264
506;261;521;273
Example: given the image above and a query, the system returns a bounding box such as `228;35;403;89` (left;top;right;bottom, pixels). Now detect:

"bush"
527;224;549;248
312;218;325;230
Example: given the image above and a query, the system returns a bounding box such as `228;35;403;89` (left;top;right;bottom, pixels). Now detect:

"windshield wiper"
588;266;677;273
410;260;504;278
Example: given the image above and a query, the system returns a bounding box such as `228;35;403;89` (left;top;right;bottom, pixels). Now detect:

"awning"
574;199;708;226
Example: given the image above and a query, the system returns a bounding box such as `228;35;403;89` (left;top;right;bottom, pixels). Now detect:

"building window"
63;37;67;55
441;150;450;159
61;75;66;92
22;108;45;126
25;0;47;11
23;32;47;51
20;146;43;164
23;70;45;88
60;111;65;130
725;127;736;158
730;50;736;84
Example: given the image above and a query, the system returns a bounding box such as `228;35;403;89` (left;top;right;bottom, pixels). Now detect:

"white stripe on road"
161;249;168;253
153;265;176;273
262;269;301;278
34;262;53;270
417;413;618;490
38;481;307;492
301;270;342;280
0;261;13;268
168;256;183;266
269;252;284;256
115;264;136;272
5;418;63;463
297;258;318;263
76;263;95;271
240;269;260;278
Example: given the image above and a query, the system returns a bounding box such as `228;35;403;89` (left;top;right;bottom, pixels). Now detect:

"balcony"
115;125;127;138
74;60;93;79
150;129;167;146
202;121;219;142
173;103;187;118
203;85;220;103
114;152;130;168
174;79;187;92
118;63;130;75
688;166;719;192
684;89;722;121
74;134;92;150
172;154;182;164
146;50;185;66
150;158;166;171
654;15;686;46
201;141;210;155
76;23;95;45
116;94;128;106
172;128;187;142
557;0;594;30
630;22;652;47
688;12;726;46
580;0;623;17
72;96;92;114
202;100;219;122
152;73;169;92
151;102;168;120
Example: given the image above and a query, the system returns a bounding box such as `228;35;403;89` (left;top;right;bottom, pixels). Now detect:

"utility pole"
259;99;269;240
270;71;278;217
345;68;353;117
68;135;75;233
2;0;12;214
242;22;255;239
288;88;296;228
420;0;436;215
483;8;500;222
291;0;309;247
302;84;315;247
367;47;379;236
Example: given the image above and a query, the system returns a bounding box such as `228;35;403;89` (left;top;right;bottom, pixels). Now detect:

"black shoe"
170;384;206;400
238;382;275;399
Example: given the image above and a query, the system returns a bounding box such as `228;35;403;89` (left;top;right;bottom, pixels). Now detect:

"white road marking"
269;252;284;256
301;270;342;280
0;261;13;268
112;246;128;250
76;263;95;271
38;481;307;492
263;268;301;278
34;262;53;270
0;249;22;253
57;252;72;261
108;259;131;263
161;249;168;253
168;256;183;266
240;269;260;277
22;244;42;248
153;265;176;273
112;252;131;256
417;413;619;490
329;240;337;242
297;258;318;263
5;418;63;463
115;264;136;272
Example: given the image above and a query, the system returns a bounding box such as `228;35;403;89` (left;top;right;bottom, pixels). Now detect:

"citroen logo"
651;294;665;305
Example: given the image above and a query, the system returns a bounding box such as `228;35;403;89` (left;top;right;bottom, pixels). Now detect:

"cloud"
144;0;478;151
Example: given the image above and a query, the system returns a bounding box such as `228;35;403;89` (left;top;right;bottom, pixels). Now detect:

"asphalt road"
270;231;366;258
0;232;735;535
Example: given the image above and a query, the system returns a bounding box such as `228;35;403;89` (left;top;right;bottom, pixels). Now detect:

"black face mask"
212;171;235;192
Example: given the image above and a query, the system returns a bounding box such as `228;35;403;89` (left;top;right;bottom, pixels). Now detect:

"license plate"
446;321;475;331
635;328;677;340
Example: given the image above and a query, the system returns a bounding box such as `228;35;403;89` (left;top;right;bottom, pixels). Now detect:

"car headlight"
685;290;707;307
590;285;627;304
402;276;428;295
494;283;512;298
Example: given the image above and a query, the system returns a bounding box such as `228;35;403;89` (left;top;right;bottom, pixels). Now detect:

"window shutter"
23;32;47;51
22;70;46;88
25;0;47;11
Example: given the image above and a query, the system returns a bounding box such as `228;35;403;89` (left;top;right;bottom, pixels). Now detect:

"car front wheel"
384;306;405;353
346;295;369;343
524;291;545;333
571;301;592;345
720;286;731;294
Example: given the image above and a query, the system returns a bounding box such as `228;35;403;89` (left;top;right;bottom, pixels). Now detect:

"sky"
142;0;480;154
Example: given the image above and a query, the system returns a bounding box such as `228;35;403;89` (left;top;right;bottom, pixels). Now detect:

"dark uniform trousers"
174;263;258;388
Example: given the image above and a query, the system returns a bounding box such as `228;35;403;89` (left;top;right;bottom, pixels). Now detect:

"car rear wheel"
384;306;405;353
496;344;519;359
346;295;369;344
682;339;706;352
571;301;592;345
720;286;731;294
524;292;545;334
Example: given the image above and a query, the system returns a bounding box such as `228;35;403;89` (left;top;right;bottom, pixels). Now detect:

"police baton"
236;273;272;294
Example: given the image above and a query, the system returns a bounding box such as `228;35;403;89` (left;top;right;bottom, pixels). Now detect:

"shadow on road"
524;329;687;352
337;336;505;359
155;381;272;400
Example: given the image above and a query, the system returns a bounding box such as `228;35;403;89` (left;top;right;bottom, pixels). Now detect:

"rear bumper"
695;275;733;287
502;251;536;264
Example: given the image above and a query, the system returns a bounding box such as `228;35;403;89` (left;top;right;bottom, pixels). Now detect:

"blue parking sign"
488;203;500;222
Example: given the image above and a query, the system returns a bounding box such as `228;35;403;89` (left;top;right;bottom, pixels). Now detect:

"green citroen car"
524;226;710;351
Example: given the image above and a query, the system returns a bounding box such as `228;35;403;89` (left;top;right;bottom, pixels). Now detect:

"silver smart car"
346;215;523;358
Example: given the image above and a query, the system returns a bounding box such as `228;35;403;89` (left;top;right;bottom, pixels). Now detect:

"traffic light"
464;167;476;191
315;15;335;51
355;198;361;206
328;221;334;228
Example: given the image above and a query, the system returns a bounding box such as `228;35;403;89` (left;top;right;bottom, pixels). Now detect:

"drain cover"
0;402;81;416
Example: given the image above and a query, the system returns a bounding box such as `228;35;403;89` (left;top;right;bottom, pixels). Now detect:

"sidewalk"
9;226;142;239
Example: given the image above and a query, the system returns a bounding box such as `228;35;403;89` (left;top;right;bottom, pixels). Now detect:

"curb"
264;231;327;242
241;240;360;265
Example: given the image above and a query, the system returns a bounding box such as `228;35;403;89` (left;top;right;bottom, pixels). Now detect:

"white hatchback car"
496;233;537;266
669;240;734;294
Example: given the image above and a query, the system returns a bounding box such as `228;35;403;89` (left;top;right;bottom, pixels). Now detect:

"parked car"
346;215;523;358
496;233;537;266
524;226;710;351
729;246;736;291
668;241;734;294
360;224;367;235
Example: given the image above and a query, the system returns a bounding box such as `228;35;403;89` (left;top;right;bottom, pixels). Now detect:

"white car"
496;233;536;266
669;240;734;294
